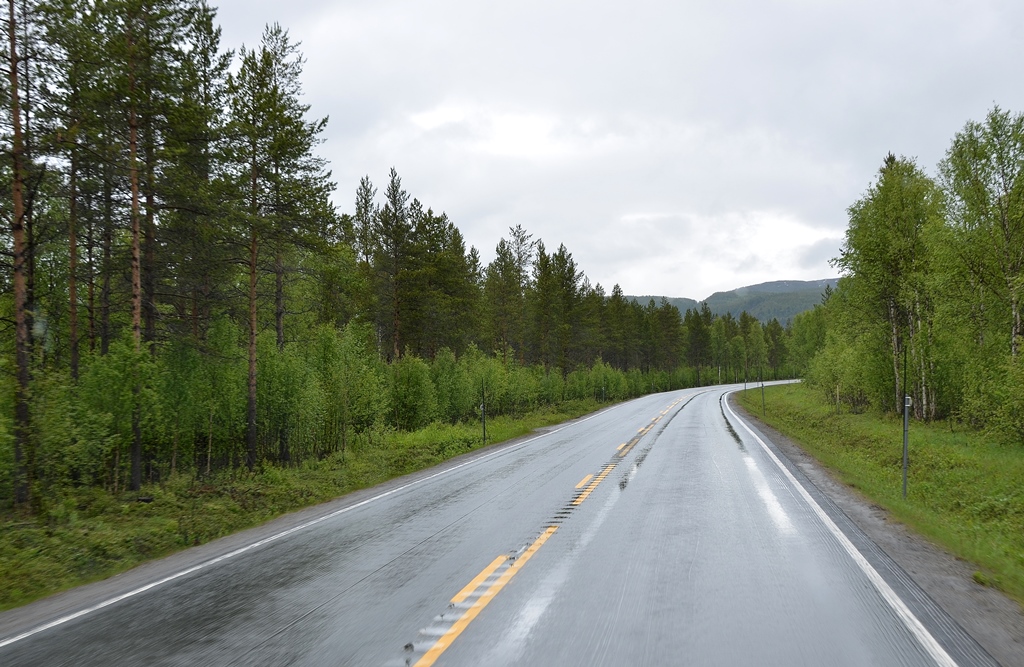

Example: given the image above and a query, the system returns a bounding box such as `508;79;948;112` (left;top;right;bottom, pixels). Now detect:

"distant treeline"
0;1;803;509
801;106;1024;444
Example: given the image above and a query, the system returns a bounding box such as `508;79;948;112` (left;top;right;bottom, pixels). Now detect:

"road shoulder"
732;399;1024;667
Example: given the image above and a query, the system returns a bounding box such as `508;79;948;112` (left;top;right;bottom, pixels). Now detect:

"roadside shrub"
432;348;473;423
390;353;437;430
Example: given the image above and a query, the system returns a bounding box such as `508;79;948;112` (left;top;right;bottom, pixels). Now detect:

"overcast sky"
211;0;1024;300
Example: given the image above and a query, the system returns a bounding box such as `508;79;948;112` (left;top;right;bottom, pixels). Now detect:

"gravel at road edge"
733;399;1024;667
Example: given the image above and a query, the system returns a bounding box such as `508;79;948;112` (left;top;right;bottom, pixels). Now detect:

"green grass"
736;383;1024;606
0;399;601;612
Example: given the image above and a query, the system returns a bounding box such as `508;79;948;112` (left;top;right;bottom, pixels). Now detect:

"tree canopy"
805;106;1024;442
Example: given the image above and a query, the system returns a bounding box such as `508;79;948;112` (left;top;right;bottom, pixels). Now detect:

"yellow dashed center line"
575;474;593;489
450;555;506;604
620;399;686;456
573;464;616;505
415;527;558;667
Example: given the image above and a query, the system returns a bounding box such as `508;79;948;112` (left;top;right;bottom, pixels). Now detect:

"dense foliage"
0;1;797;511
804;107;1024;444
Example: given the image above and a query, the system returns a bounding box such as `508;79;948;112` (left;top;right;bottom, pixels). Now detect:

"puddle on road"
719;395;747;452
618;448;649;491
619;394;697;492
719;395;795;535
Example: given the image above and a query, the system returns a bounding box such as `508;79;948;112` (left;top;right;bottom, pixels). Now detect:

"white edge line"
724;392;958;667
0;404;627;649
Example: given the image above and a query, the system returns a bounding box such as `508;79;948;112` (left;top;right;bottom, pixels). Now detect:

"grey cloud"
798;238;843;272
212;0;1024;296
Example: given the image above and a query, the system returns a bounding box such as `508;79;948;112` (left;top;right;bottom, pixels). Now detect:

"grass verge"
736;382;1024;606
0;399;602;612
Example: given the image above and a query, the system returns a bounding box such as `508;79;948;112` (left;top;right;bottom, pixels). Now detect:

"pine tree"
684;304;712;385
160;0;232;344
226;23;331;469
352;175;377;267
484;237;523;361
372;167;411;360
6;0;32;504
602;285;627;369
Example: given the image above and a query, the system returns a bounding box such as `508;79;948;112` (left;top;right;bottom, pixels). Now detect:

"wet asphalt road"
0;384;998;666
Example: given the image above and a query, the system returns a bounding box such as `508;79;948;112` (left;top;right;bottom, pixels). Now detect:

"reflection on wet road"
0;385;998;666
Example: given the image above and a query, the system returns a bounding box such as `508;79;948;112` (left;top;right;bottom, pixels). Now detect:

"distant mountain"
628;278;839;324
704;279;838;323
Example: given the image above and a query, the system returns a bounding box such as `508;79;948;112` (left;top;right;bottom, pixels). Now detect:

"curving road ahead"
0;384;999;666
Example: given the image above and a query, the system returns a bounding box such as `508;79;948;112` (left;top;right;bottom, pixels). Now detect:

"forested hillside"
0;1;797;511
631;279;840;325
801;108;1024;442
703;279;839;324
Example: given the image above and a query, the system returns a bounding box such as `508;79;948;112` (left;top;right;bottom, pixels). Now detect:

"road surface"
0;384;998;665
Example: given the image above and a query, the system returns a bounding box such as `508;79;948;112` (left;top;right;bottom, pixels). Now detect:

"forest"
802;105;1024;444
0;0;797;511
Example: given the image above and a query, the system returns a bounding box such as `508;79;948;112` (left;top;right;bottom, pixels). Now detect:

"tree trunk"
191;287;199;341
128;44;143;492
144;143;156;350
20;0;33;364
8;0;31;506
247;229;258;470
889;300;902;411
24;168;33;360
170;432;177;478
247;148;259;470
392;271;401;359
85;184;95;353
100;172;112;355
917;304;929;421
976;283;985;349
130;126;141;345
275;249;285;350
69;150;79;380
341;415;347;458
1011;289;1020;359
131;386;142;491
206;410;213;476
278;422;289;464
